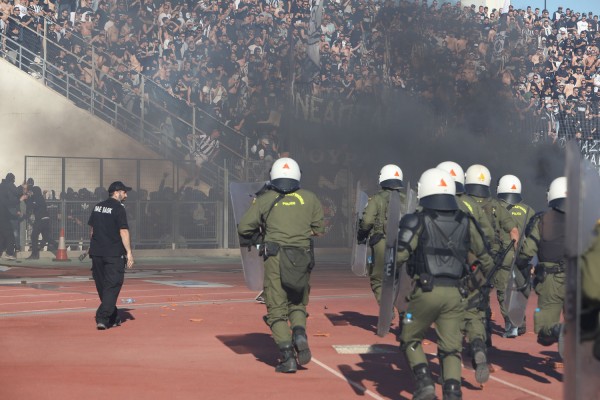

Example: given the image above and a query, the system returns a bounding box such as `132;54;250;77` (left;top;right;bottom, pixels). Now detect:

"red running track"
0;261;563;400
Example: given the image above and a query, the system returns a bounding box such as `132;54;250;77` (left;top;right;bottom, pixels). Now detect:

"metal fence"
24;155;229;249
36;199;222;250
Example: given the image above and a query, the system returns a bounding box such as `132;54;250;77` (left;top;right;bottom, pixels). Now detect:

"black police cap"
108;181;132;193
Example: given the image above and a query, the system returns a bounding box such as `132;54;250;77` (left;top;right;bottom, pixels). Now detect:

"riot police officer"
397;168;493;400
237;158;325;373
357;164;404;305
437;161;494;384
581;222;600;361
520;177;567;347
464;164;519;350
494;175;535;338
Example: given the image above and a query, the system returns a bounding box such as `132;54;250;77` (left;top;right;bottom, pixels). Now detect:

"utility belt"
542;265;566;274
417;273;463;292
534;261;565;285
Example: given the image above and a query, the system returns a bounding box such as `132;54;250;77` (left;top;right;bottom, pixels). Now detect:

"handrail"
0;21;248;172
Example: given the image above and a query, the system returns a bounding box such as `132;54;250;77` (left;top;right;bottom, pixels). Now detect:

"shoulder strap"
261;192;285;229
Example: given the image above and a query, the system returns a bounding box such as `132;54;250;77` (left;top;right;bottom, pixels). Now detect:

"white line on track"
488;375;555;400
427;352;557;400
312;357;386;400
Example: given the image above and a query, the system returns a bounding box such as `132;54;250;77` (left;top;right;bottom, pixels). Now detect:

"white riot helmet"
547;176;567;211
418;168;458;210
465;164;492;198
436;161;465;194
378;164;404;189
269;157;301;193
497;174;522;205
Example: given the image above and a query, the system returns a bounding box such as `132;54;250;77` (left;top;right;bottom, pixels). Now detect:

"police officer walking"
493;175;535;338
437;161;493;384
519;177;567;347
357;164;405;305
88;181;134;330
397;168;493;400
237;158;324;373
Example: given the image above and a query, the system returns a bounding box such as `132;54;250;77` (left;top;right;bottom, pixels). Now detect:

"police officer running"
237;158;324;373
357;164;405;305
464;164;519;350
398;168;493;400
493;175;535;338
519;177;567;347
88;181;134;330
437;161;493;383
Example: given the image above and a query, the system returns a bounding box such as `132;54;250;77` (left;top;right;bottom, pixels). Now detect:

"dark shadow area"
117;309;135;323
488;348;562;383
337;352;413;400
216;333;279;368
325;311;378;334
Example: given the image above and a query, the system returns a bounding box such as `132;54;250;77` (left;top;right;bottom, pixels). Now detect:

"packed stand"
1;0;599;149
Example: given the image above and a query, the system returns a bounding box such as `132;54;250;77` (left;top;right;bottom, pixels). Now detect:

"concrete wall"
0;59;161;185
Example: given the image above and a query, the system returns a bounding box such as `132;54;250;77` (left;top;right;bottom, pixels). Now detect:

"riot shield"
394;185;418;314
504;210;531;328
230;181;268;291
377;189;402;337
351;182;369;276
564;142;600;400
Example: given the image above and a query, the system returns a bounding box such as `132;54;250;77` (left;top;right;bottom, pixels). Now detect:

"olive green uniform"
456;194;494;346
359;189;406;304
520;209;565;341
493;200;535;328
464;195;517;346
398;212;493;384
238;189;324;346
582;223;600;304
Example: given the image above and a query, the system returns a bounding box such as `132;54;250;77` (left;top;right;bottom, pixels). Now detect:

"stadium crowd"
1;0;600;152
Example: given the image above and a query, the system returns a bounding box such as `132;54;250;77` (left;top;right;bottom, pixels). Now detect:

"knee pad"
289;309;308;318
268;317;288;330
438;349;461;362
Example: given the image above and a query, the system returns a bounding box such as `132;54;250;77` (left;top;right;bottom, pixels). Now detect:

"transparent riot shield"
394;185;418;314
377;189;402;337
564;142;600;400
505;210;531;328
230;181;268;291
351;182;369;276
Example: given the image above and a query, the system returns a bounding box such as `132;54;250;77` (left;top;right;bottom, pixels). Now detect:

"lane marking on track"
488;375;555;400
427;352;556;400
312;357;386;400
0;293;371;317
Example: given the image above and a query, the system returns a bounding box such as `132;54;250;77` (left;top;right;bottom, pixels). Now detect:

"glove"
356;228;369;244
238;231;262;248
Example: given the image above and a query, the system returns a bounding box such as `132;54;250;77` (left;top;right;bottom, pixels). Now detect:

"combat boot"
502;320;518;338
275;344;297;373
442;379;462;400
411;364;435;400
470;338;489;384
292;326;311;366
537;324;561;346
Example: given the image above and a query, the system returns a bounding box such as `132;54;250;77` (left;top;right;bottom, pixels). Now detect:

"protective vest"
538;208;566;265
411;209;470;279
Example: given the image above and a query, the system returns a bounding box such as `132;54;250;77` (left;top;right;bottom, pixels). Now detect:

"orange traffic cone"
53;228;71;262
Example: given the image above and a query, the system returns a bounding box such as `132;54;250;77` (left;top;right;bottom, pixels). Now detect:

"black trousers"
91;255;125;325
30;218;57;253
